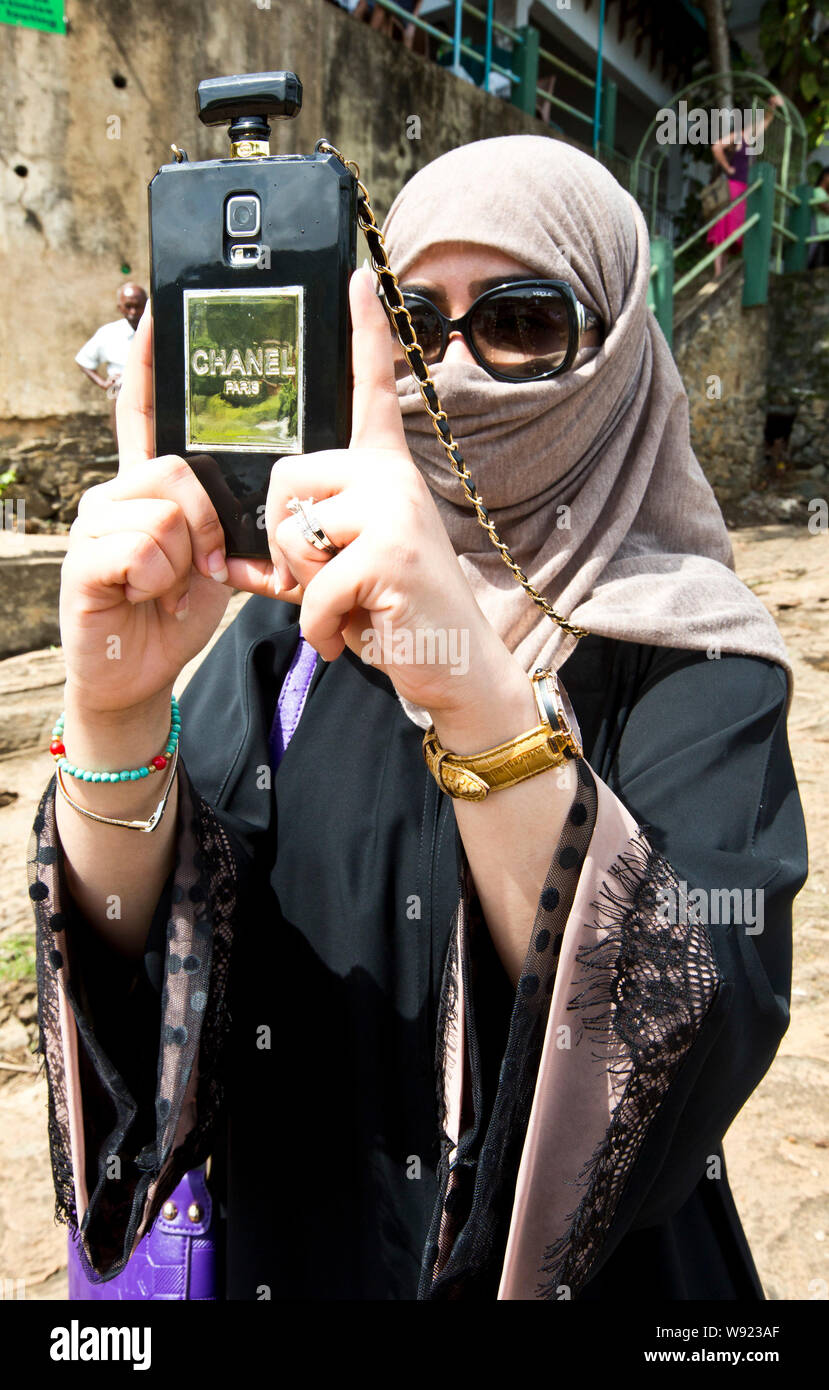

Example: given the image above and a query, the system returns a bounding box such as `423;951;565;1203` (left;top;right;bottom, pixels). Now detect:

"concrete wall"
767;267;829;471
674;263;829;506
0;0;548;428
674;264;769;504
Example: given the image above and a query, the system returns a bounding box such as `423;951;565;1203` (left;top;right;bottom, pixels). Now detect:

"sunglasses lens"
391;298;444;380
405;301;444;361
471;287;571;379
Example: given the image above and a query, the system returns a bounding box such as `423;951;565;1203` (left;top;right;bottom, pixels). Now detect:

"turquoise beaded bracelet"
49;696;181;782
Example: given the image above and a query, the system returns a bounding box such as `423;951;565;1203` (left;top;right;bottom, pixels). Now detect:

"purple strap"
269;634;319;770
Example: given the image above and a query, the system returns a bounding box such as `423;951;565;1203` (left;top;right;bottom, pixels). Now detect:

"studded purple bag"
66;635;318;1300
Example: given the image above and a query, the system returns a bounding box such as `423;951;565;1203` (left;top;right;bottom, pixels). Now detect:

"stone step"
0;648;66;758
0;532;68;661
0;590;250;757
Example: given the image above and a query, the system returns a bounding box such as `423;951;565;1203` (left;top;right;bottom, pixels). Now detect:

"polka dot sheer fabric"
28;765;236;1281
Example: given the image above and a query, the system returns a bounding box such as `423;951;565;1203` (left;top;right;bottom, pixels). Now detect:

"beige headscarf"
381;136;789;727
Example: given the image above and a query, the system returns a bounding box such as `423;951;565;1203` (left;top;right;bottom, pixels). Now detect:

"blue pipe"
484;0;493;91
453;0;463;72
593;0;606;153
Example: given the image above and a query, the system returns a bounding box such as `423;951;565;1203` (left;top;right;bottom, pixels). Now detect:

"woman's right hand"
60;306;271;718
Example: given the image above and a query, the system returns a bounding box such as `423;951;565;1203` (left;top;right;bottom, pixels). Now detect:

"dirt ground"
0;524;826;1301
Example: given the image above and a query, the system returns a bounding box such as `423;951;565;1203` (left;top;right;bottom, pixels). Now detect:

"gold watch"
422;668;583;802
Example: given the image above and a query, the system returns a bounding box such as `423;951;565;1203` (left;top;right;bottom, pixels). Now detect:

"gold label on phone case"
184;286;304;453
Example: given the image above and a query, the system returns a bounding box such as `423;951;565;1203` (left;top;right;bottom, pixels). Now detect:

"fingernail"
206;548;229;583
174;592;189;620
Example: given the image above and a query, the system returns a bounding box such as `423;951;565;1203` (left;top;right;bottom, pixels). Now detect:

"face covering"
380;136;789;726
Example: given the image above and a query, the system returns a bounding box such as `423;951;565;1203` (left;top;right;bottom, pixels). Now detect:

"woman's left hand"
238;266;522;719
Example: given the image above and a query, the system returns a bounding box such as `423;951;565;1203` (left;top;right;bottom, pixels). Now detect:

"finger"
265;451;353;588
73;497;194;616
349;265;407;452
223;555;285;602
272;492;362;595
117;303;155;470
82;455;229;586
63;528;182;614
297;539;370;663
272;514;334;596
267;451;352;514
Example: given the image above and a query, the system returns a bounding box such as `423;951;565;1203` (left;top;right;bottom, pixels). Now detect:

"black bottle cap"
196;72;303;143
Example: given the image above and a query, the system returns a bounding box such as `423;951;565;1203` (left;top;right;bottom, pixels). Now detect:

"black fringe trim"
537;828;721;1299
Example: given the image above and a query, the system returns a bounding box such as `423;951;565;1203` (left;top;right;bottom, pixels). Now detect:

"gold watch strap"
422;669;582;802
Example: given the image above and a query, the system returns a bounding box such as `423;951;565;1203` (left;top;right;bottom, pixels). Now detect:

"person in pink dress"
708;95;784;276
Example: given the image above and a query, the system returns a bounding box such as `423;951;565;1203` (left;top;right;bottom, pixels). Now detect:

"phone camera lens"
226;195;261;238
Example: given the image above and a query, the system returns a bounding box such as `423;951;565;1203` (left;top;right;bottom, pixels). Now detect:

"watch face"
533;670;583;757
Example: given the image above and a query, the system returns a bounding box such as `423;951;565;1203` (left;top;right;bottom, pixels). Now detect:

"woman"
708;94;783;276
30;136;806;1300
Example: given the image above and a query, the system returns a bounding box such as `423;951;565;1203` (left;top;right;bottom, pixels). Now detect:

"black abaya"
30;594;807;1299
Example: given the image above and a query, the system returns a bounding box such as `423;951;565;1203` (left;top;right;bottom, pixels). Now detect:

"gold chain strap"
316;140;589;641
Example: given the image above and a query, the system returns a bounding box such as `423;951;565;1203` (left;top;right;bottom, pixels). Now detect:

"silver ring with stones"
286;496;339;555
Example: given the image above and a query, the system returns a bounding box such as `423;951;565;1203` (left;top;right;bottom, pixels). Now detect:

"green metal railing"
648;163;825;349
629;73;817;350
370;0;616;133
535;41;595;132
782;182;829;269
374;0;513;84
371;0;547;111
632;73;809;276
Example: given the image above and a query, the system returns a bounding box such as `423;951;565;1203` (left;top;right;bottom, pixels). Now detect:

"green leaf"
800;71;819;100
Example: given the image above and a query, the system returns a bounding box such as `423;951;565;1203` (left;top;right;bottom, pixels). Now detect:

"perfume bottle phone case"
149;72;358;558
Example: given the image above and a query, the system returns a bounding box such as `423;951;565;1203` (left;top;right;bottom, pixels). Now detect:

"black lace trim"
30;776;80;1234
434;910;460;1149
28;761;238;1280
537;831;721;1298
417;897;463;1295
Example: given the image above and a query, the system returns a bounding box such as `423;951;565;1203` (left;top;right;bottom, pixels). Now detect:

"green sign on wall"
0;0;65;33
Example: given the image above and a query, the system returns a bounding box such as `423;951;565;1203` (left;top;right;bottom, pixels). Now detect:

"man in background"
75;283;147;442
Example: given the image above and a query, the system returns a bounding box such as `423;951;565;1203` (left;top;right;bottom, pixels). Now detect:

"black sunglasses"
389;279;603;382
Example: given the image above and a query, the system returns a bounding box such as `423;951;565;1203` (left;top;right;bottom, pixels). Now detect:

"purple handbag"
66;635;318;1299
68;1167;217;1300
